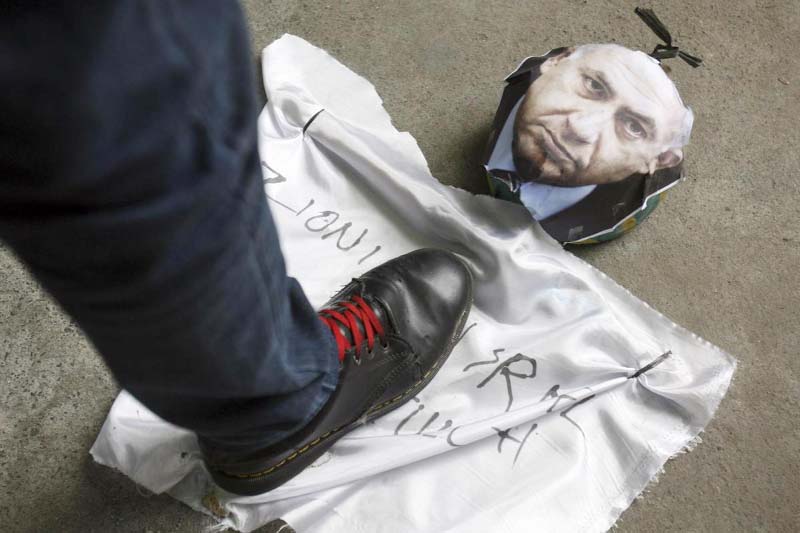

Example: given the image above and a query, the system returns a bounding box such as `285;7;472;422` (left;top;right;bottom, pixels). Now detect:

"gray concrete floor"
2;1;798;532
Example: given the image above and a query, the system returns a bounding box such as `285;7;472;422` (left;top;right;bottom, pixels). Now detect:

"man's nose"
563;111;608;146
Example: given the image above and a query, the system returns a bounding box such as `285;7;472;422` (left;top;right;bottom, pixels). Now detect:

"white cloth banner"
91;35;735;533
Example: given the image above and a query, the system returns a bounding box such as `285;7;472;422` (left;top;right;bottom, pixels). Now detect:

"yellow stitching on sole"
228;366;446;479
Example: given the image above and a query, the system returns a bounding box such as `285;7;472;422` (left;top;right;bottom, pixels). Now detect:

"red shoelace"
319;295;386;362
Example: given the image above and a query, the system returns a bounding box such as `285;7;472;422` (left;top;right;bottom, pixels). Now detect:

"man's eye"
582;75;607;98
623;116;646;139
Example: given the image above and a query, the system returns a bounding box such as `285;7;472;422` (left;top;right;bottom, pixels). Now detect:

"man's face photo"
513;44;693;187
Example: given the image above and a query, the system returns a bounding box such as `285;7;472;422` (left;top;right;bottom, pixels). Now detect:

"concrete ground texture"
1;1;798;531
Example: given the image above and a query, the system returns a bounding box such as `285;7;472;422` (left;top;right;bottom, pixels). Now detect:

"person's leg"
0;2;474;497
0;1;339;451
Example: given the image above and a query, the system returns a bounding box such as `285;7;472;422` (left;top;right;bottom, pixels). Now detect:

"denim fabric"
0;1;339;451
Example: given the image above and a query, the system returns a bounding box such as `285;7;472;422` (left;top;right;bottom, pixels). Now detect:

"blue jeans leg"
0;2;339;451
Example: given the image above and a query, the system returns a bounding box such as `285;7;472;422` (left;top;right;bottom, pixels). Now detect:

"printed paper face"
486;45;693;243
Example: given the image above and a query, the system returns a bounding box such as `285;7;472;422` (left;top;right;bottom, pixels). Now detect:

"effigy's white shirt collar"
486;99;596;220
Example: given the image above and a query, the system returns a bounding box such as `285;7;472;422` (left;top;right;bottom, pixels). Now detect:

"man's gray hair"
672;104;694;149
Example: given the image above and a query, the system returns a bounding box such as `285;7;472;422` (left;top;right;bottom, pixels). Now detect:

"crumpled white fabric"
90;35;735;533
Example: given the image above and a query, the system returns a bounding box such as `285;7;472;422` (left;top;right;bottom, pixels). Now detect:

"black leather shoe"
202;248;473;496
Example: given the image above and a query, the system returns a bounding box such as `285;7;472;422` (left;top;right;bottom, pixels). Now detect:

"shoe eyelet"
352;354;362;366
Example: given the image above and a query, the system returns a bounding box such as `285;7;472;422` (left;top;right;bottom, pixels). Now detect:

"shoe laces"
319;295;386;362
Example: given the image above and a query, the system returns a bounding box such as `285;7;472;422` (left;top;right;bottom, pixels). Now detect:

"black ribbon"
634;7;703;68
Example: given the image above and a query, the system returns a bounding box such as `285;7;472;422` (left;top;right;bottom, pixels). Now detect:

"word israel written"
392;322;671;467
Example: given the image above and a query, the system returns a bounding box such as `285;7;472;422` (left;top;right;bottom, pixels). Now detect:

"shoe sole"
211;263;474;496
